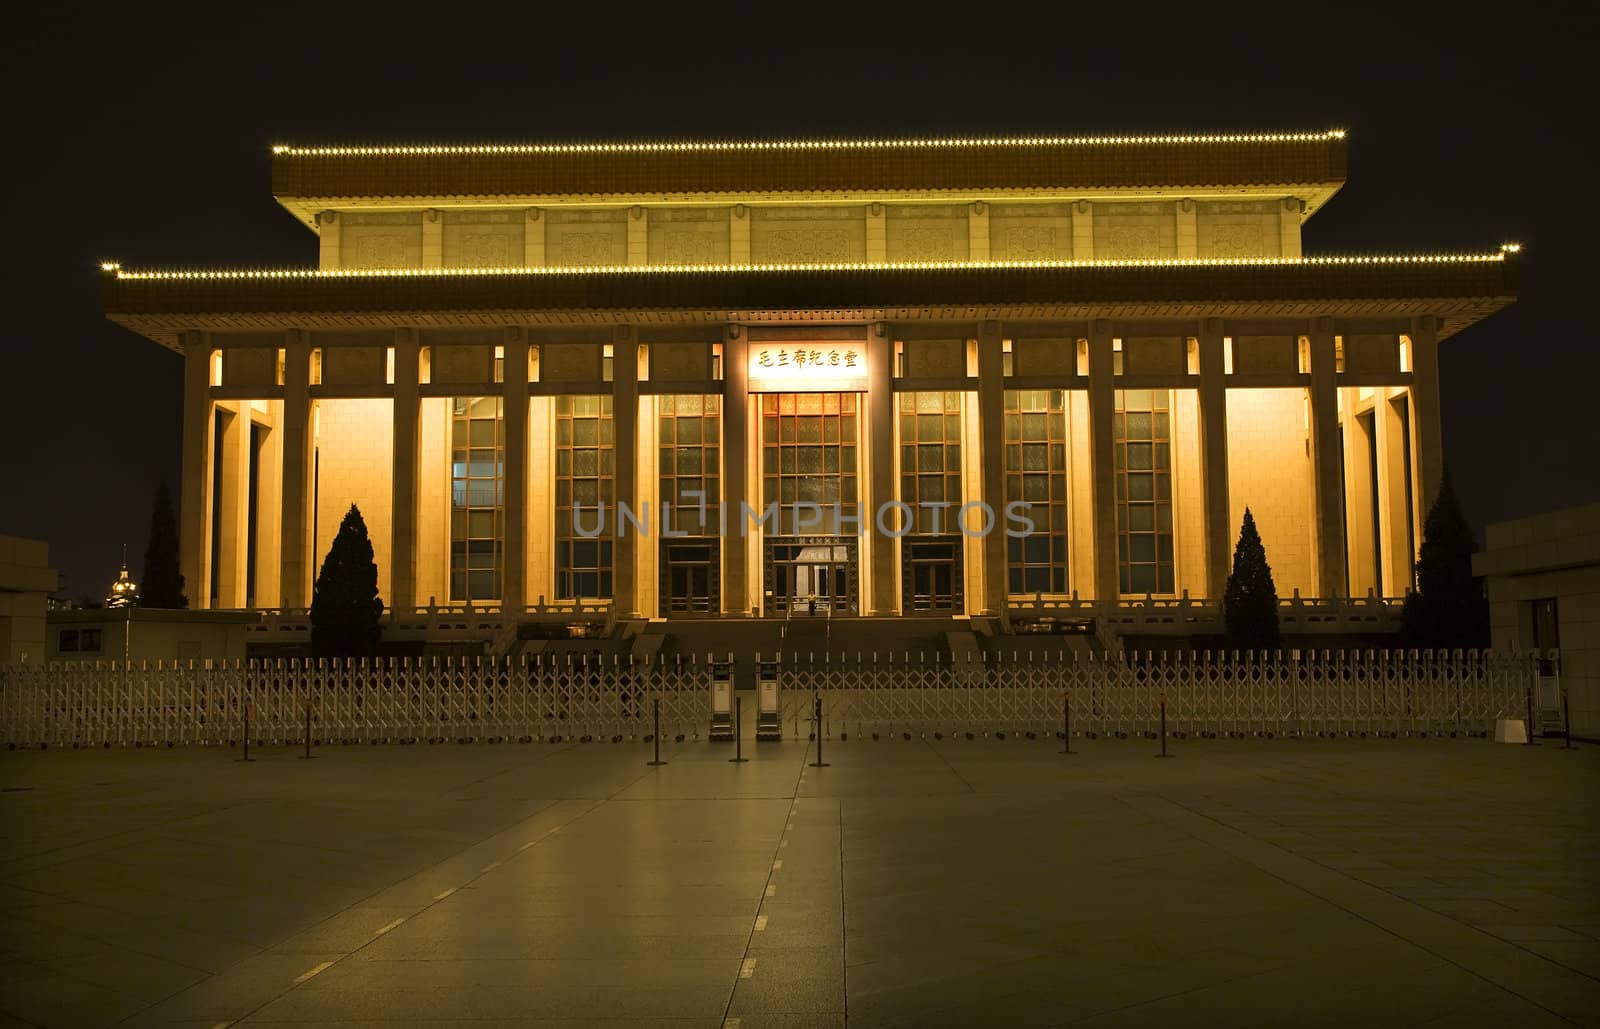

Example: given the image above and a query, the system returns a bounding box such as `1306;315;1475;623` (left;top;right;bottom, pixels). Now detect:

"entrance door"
903;536;963;613
660;540;720;617
765;538;857;616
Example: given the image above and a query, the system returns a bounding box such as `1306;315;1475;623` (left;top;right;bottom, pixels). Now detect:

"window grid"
555;394;615;599
450;396;504;604
658;395;721;535
1114;388;1175;595
1004;389;1069;595
898;391;963;534
760;393;858;535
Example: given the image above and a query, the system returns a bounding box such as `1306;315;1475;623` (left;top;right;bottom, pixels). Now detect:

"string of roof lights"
271;130;1347;158
100;246;1520;281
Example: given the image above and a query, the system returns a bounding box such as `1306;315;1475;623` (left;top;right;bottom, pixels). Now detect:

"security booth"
757;658;781;741
709;657;734;741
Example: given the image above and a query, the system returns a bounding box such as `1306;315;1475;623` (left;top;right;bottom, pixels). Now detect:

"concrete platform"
2;737;1597;1027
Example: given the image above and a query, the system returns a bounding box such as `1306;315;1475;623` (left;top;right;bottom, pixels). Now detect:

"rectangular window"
1004;389;1069;595
760;392;859;535
59;629;79;652
658;394;721;535
450;396;504;603
80;628;103;652
1114;389;1174;595
898;391;963;534
556;394;614;599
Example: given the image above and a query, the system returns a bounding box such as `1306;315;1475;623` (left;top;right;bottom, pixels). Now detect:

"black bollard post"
649;697;666;766
729;697;748;763
810;691;829;767
1156;696;1170;758
1062;693;1072;755
1525;685;1538;747
238;701;254;763
1564;689;1573;750
300;702;317;760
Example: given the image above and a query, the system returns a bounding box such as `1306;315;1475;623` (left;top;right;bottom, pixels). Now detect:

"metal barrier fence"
780;649;1539;740
0;650;1544;749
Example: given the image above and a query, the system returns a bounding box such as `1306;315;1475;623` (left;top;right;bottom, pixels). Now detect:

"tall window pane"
1004;389;1068;595
1114;388;1174;595
556;394;614;599
450;396;503;603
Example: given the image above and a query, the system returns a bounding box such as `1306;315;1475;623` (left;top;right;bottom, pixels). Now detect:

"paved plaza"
2;732;1598;1027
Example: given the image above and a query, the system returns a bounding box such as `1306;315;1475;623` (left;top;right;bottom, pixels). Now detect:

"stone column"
502;330;530;612
215;403;251;608
612;326;639;618
279;333;313;609
976;321;1007;615
1409;316;1444;519
968;202;990;260
730;206;751;264
722;325;751;615
627;207;648;265
1197;323;1230;598
1072;201;1094;260
1087;324;1120;603
1308;321;1347;597
1374;390;1412;595
1341;389;1378;598
422;209;442;267
1176;199;1198;259
867;322;897;614
866;204;887;262
316;211;340;269
1279;197;1302;258
524;209;544;266
390;331;421;614
179;333;213;608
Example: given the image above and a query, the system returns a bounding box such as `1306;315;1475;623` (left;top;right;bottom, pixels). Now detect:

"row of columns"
179;318;1443;617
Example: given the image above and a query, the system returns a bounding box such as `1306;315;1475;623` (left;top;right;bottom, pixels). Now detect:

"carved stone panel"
903;338;965;378
1232;335;1298;375
886;205;968;262
648;207;730;265
221;347;277;388
750;206;866;264
340;212;424;268
321;346;387;387
431;345;495;385
541;342;604;383
443;210;526;267
1123;337;1186;376
1196;200;1281;259
1015;338;1076;377
1093;202;1176;260
546;209;628;266
650;342;712;381
990;202;1073;261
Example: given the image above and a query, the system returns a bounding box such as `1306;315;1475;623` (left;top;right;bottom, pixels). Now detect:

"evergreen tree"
140;480;187;609
1401;468;1489;650
1223;507;1281;652
309;504;385;656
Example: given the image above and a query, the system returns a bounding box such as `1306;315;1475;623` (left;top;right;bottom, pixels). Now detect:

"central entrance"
766;537;858;616
759;390;862;618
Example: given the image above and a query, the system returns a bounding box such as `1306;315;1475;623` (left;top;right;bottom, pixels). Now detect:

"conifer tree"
140;480;187;609
1223;507;1281;652
310;504;385;656
1401;468;1489;649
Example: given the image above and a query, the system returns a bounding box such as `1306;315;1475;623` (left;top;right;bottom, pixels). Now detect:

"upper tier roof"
100;250;1518;354
270;130;1348;228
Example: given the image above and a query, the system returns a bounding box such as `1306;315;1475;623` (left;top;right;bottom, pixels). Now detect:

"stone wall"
1226;388;1316;597
314;399;394;605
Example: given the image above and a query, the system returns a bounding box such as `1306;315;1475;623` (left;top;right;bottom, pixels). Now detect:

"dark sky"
1;4;1591;601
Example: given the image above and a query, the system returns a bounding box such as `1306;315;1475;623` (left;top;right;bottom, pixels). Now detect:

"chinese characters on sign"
747;341;870;393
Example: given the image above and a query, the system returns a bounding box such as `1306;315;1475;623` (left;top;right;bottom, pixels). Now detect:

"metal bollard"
300;703;317;760
1156;695;1170;759
809;691;829;767
729;697;748;763
1062;693;1073;755
238;701;254;763
1525;685;1538;747
1564;690;1573;750
648;697;667;766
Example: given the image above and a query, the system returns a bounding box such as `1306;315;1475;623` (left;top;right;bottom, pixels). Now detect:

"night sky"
2;5;1591;602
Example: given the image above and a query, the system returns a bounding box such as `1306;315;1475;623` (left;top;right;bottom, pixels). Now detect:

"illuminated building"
101;130;1518;648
